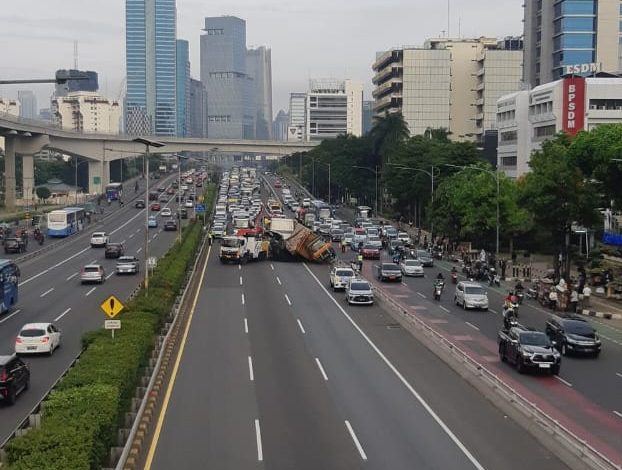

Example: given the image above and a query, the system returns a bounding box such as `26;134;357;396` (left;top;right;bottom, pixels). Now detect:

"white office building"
52;91;121;134
306;79;363;141
373;37;523;142
288;92;307;142
497;76;622;178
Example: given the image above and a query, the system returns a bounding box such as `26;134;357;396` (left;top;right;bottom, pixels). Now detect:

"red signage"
562;77;585;136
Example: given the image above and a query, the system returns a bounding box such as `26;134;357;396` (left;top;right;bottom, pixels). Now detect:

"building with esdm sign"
496;76;622;178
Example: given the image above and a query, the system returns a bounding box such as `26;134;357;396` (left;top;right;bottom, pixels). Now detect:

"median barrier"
373;285;621;470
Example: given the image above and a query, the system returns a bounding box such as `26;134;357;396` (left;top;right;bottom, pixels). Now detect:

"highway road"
0;172;193;445
144;185;568;470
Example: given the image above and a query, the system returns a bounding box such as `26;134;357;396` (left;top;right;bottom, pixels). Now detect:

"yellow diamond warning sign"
100;295;125;319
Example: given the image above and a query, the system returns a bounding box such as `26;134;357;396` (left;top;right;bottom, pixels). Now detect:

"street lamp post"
352;165;379;216
74;157;89;205
443;163;500;255
133;138;165;295
172;154;188;244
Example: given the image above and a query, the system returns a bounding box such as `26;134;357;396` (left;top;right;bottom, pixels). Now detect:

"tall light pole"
443;163;500;255
352;165;379;217
133;138;165;295
73;157;89;205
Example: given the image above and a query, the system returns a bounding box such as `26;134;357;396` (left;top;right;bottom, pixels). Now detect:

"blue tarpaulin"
603;232;622;246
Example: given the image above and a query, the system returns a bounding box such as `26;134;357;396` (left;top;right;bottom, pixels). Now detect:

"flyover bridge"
0;113;316;210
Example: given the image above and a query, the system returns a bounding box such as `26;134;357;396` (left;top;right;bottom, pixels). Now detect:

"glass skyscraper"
176;39;190;137
125;0;177;136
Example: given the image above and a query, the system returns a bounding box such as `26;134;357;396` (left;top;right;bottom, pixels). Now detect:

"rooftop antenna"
73;40;79;69
447;0;450;38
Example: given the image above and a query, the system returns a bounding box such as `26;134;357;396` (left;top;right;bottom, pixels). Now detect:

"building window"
534;125;556;138
206;28;224;35
501;156;517;167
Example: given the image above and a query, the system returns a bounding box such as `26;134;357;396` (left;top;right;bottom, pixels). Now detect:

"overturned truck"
266;220;335;263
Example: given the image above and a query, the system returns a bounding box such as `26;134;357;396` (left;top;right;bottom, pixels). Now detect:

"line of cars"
213;168;263;238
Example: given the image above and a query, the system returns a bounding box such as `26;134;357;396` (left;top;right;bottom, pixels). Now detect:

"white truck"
219;235;269;264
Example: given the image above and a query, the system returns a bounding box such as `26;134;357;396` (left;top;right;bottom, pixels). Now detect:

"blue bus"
47;207;86;237
106;183;123;201
0;260;19;314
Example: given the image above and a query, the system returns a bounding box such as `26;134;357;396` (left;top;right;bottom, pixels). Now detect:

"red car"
150;203;161;211
361;244;380;259
274;180;282;188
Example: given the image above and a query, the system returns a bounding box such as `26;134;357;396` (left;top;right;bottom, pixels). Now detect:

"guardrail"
373;285;621;470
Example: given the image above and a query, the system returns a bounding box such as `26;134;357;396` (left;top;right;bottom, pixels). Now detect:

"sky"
0;0;523;119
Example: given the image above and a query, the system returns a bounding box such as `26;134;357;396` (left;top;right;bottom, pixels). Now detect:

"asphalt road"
0;173;193;444
146;192;567;469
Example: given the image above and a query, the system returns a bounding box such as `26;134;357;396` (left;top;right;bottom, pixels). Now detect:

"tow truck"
219;233;269;264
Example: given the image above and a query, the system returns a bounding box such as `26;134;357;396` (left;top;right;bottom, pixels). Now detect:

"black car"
180;208;188;219
545;314;601;357
149;191;159;201
164;220;177;231
105;243;125;259
4;238;25;254
135;199;146;209
0;354;30;405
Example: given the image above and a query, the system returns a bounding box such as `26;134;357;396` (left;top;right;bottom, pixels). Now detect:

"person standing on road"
582;285;592;309
549;288;558;311
570;288;579;312
357;253;363;271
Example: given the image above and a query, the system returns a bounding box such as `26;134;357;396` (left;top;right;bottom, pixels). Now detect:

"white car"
15;323;61;355
330;265;355;291
185;199;194;208
455;281;489;310
90;231;109;248
365;235;383;249
161;207;172;217
400;259;424;277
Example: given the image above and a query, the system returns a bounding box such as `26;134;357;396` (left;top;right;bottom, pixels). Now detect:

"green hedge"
4;184;216;469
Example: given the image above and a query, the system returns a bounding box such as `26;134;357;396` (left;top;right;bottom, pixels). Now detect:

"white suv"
90;232;109;248
454;281;489;310
345;278;374;305
330;265;355;291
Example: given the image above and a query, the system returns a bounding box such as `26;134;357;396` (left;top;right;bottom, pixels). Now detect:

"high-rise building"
188;78;207;137
200;16;254;139
523;0;621;87
125;0;177;136
176;39;190;137
0;98;20;116
17;91;37;120
372;37;523;142
306;79;363;141
288;92;307;141
272;109;289;141
362;100;374;134
247;46;273;140
52;91;121;134
54;70;99;97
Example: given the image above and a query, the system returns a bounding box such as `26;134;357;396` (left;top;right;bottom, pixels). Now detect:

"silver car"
80;264;105;284
454;281;489;310
400;259;425;277
116;256;140;275
345;279;374;305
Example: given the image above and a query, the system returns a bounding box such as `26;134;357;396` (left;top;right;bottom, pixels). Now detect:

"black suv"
135;199;146;209
105;243;125;259
545;314;601;357
0;354;30;405
4;238;25;254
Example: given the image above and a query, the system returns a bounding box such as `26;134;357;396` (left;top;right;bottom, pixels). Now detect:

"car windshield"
382;263;400;271
465;286;486;295
363;245;376;250
564;320;594;335
520;333;550;347
118;257;135;262
84;266;100;272
405;260;421;266
368;236;380;242
93;233;105;237
221;238;241;248
20;328;46;337
416;251;429;258
351;282;370;291
336;270;353;277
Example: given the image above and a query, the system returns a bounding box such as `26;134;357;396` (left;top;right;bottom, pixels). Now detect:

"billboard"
562;77;585;137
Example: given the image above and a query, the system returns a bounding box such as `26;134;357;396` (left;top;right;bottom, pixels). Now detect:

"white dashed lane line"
417;292;426;299
40;288;54;298
54;308;71;322
465;322;480;331
0;309;21;325
297;319;306;334
315;358;328;381
106;272;115;280
244;318;248;334
276;276;282;286
285;294;292;305
554;376;573;387
85;287;97;297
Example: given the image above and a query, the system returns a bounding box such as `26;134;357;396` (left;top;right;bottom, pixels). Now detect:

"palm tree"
424;127;451;142
369;111;410;164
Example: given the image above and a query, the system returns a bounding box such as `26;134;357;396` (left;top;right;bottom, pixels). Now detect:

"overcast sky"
0;0;523;118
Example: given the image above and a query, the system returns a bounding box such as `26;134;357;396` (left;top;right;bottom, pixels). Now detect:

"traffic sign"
195;204;206;213
100;295;125;319
105;320;121;330
147;256;158;268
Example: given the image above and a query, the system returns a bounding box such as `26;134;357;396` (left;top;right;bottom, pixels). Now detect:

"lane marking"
244;318;249;334
304;263;486;470
40;288;54;298
255;419;264;462
285;294;292;305
20;246;89;287
55;308;71;322
66;272;78;281
90;259;97;265
555;376;573;387
276;276;282;286
466;322;480;331
417;292;426;299
121;239;126;244
248;356;255;381
129;233;135;239
297;319;306;334
270;264;274;270
106;272;115;280
144;245;212;469
85;287;96;297
152;234;158;240
241;293;245;305
345;420;367;461
0;309;21;325
136;228;141;233
440;306;450;313
614;411;622;419
240;276;243;286
315;357;328;381
489;309;499;315
616;373;622;379
137;248;143;254
238;264;241;271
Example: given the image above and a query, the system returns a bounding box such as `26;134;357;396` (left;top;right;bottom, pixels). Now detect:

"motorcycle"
451;271;458;284
488;273;500;287
433;280;444;301
503;307;518;331
515;290;525;304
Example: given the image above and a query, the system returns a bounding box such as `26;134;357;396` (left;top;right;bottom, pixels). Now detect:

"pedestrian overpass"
0;113;316;210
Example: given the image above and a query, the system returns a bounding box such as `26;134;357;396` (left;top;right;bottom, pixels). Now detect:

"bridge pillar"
22;155;34;207
4;137;17;211
88;161;103;195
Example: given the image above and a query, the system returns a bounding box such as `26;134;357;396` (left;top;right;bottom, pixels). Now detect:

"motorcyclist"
514;281;524;293
436;272;445;281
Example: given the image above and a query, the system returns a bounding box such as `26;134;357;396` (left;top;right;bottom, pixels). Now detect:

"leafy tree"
520;134;600;278
36;186;51;202
369;112;409;164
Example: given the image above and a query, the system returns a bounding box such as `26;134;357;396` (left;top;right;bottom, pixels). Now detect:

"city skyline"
0;0;522;118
